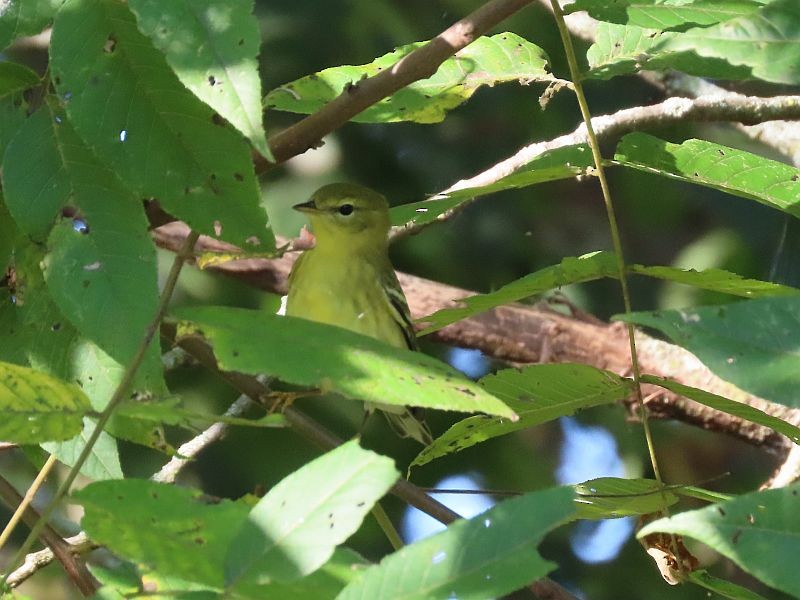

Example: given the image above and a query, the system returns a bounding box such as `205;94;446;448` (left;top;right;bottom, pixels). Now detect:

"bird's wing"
381;270;418;351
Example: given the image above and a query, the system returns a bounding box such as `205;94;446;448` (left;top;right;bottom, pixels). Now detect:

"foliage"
1;0;799;599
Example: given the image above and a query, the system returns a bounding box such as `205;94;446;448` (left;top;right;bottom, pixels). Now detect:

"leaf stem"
547;1;663;483
370;502;404;551
1;231;200;585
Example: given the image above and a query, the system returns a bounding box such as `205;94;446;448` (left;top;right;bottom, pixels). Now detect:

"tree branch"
259;0;535;168
0;478;98;595
392;94;800;239
153;222;800;459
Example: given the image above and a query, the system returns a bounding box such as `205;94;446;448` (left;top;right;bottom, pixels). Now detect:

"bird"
285;182;432;445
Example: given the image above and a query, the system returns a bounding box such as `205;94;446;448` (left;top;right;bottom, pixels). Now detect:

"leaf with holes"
638;485;800;597
617;297;800;408
225;440;398;587
74;479;251;588
49;0;273;248
174;306;516;418
337;486;574;600
615;133;800;217
265;32;551;124
3;104;163;389
128;0;271;160
411;364;633;469
0;360;91;443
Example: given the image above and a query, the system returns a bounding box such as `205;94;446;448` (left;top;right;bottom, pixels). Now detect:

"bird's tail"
374;403;433;446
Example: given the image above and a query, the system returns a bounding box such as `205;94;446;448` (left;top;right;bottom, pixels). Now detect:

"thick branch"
153;222;800;457
260;0;534;168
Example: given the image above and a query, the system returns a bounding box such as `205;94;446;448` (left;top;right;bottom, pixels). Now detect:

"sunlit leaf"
265;32;551;124
411;364;633;469
337;486;574;600
587;1;800;83
128;0;271;160
574;477;679;519
0;360;90;443
50;0;273;248
174;306;516;418
564;0;763;30
225;440;398;586
0;0;66;50
615;133;800;217
638;485;800;597
618;297;800;408
641;375;800;443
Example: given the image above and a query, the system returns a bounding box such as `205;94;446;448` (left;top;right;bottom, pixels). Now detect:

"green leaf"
0;62;40;96
3;104;164;388
0;360;91;443
225;440;399;586
3;107;72;240
115;398;288;430
640;375;800;444
49;0;273;249
587;1;800;83
173;306;516;418
0;92;29;158
688;570;769;600
564;0;763;30
337;486;574;600
411;364;633;469
574;477;679;520
233;548;369;600
615;133;800;218
0;0;66;51
43;417;124;480
638;485;800;597
629;264;800;299
658;0;800;84
391;145;595;230
127;0;272;160
74;479;251;588
4;244;126;478
265;32;551;124
617;297;800;408
416;252;620;335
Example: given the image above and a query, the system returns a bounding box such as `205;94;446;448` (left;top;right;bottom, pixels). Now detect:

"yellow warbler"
286;183;432;445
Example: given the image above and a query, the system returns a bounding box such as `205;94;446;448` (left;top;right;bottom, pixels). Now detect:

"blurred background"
4;1;794;598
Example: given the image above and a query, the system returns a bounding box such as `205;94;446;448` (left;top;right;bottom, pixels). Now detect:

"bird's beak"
293;200;318;213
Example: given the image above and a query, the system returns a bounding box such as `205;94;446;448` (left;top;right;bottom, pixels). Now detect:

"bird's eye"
338;203;354;216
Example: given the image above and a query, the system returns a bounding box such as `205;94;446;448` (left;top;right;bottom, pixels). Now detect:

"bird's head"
293;183;391;249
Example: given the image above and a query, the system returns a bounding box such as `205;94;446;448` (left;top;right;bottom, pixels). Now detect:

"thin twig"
5;533;94;589
392;94;800;240
260;0;535;168
0;454;58;553
1;231;200;585
152;394;253;484
0;477;98;595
